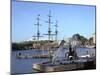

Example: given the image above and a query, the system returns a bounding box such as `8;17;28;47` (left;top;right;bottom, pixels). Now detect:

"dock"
33;57;96;72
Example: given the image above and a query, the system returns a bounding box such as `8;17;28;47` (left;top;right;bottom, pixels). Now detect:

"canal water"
11;48;95;74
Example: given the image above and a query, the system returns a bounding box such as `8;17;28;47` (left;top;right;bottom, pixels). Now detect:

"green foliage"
72;33;81;40
12;40;50;51
72;33;88;45
88;37;93;45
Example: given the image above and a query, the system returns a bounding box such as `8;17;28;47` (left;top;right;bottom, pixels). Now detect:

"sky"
12;0;96;42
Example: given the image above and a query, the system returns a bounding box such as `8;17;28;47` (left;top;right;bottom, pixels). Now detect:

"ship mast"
55;20;58;41
44;10;54;41
33;14;42;41
43;10;55;62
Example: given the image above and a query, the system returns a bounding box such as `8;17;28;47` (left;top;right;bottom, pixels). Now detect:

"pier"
33;57;96;72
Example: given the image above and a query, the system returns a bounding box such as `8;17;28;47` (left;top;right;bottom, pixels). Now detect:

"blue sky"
12;1;96;42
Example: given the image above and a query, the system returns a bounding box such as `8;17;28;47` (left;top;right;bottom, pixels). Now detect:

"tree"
72;33;88;46
72;33;81;40
89;37;93;45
